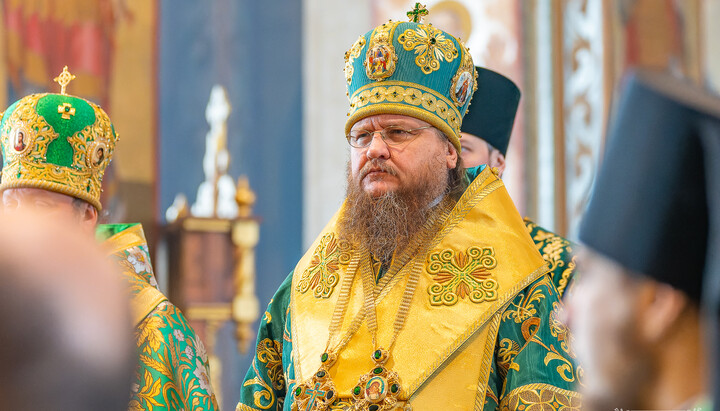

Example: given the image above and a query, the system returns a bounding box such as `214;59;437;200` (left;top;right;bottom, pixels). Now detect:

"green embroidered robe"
523;219;577;299
237;168;581;410
97;223;219;411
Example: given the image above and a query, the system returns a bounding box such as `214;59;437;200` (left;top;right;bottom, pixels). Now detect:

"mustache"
359;160;398;180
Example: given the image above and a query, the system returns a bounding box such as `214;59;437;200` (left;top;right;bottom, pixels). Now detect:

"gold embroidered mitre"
0;67;118;210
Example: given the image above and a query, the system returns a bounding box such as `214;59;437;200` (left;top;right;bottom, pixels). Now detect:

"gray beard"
337;160;449;263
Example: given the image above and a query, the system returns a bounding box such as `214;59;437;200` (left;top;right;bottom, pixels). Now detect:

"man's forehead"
351;114;431;130
3;187;73;202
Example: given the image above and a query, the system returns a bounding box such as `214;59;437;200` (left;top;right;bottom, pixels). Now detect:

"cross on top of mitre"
407;3;429;23
53;66;76;95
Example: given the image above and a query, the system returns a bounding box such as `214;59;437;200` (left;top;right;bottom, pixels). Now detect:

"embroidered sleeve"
130;301;219;411
484;274;582;410
238;272;294;411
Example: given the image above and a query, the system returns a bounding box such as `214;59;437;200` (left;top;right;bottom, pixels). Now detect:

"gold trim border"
103;223;147;255
346;80;464;150
499;382;582;407
0;175;102;211
474;313;503;410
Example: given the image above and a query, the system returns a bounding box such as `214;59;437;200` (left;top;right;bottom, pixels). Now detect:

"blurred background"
1;0;718;407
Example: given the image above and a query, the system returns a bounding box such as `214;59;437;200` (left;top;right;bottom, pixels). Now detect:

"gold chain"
322;198;453;356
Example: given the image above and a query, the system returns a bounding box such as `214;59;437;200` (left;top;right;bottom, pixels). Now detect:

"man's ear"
637;281;690;343
490;151;506;177
79;203;99;231
446;141;458;169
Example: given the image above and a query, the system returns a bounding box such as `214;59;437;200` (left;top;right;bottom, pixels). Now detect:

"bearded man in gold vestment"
238;6;581;410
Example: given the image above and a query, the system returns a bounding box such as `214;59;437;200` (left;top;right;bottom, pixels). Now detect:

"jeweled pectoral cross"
53;66;76;95
407;3;428;23
305;383;326;411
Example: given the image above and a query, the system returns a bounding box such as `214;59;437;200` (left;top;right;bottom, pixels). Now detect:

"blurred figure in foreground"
566;70;719;410
0;211;133;411
0;67;218;410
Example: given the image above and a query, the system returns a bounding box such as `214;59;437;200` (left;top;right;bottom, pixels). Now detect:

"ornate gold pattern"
344;36;366;85
0;92;116;210
501;279;549;324
499;384;581;411
243;364;276;410
351;349;402;411
549;302;575;358
348;83;461;135
525;219;576;297
497;338;521;379
296;233;351;298
449;43;476;107
398;24;458;74
257;338;285;391
365;22;399;81
426;246;499;306
291;352;338;411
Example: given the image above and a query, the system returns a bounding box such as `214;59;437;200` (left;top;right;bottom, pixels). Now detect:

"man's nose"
366;133;390;160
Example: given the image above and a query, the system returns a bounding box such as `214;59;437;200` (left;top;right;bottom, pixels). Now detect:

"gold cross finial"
407;3;428;23
53;66;76;95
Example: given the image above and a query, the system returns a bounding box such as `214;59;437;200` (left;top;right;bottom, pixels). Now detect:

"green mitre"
0;67;118;210
343;3;477;150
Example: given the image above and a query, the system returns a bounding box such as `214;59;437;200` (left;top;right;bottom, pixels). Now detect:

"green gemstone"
353;386;361;395
369;405;379;411
321;352;329;362
373;367;383;375
374;350;382;360
316;370;326;378
295;387;302;397
391;384;399;393
326;390;334;399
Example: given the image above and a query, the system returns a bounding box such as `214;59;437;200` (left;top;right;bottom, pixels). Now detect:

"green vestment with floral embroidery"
523;219;577;299
97;223;219;411
237;168;582;410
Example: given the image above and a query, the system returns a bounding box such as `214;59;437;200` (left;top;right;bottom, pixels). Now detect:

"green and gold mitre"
0;66;117;210
344;3;477;150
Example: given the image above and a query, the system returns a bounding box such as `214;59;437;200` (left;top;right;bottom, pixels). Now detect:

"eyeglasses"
346;126;434;148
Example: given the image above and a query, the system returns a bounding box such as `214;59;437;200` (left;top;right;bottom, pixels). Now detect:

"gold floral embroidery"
525;219;576;297
242;370;275;410
501;280;549;324
133;301;218;410
344;35;366;85
130;369;164;410
499;384;581;411
398;24;458;74
558;257;577;296
256;338;285;391
296;233;351;298
243;338;280;411
549;302;575;357
497;338;521;378
426;246;498;306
